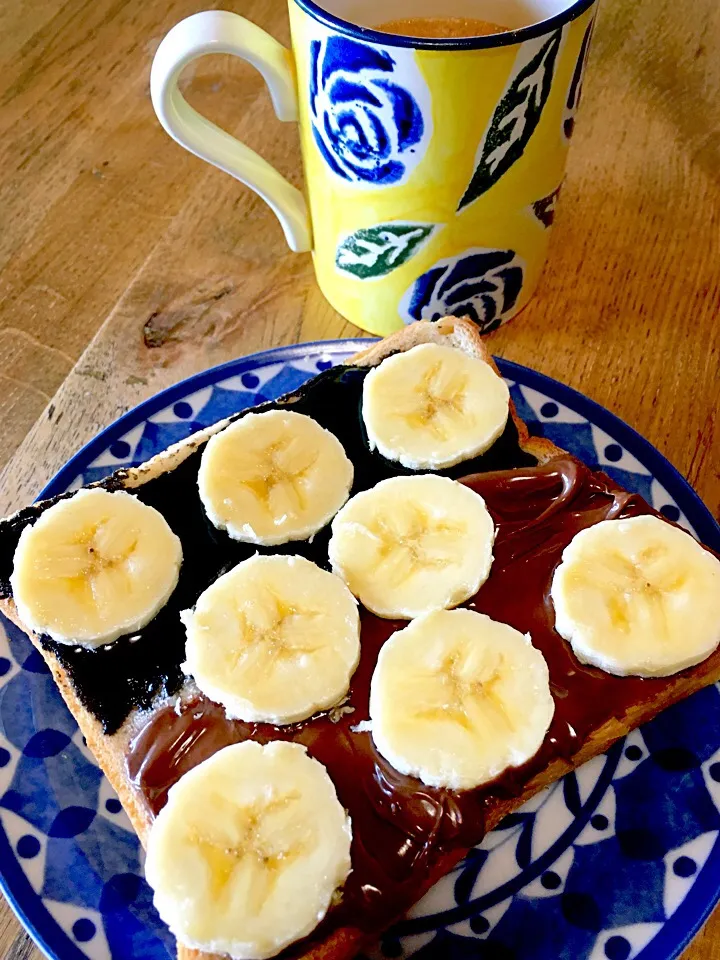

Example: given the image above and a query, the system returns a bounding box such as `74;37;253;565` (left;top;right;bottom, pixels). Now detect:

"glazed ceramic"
2;341;720;960
151;0;596;334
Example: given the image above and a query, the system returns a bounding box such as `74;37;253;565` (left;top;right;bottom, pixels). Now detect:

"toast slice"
0;316;718;960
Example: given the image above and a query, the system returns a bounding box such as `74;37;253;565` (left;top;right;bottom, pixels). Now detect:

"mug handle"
150;10;312;252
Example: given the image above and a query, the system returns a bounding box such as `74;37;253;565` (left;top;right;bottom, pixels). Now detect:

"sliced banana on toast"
370;609;554;789
198;409;353;546
182;555;360;724
145;740;352;960
328;474;494;619
11;488;182;647
362;342;510;469
551;515;720;677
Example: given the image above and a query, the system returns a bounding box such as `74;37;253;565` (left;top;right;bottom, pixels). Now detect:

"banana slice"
198;410;354;546
182;555;360;724
551;515;720;677
362;343;510;469
11;488;182;647
328;474;494;619
145;740;352;960
369;609;554;789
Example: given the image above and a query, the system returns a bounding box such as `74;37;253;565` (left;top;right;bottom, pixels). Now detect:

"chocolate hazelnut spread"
126;456;708;951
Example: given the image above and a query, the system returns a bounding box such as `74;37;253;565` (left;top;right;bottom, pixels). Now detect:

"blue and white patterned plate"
1;340;719;960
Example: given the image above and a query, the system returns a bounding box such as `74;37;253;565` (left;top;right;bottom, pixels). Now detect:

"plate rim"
1;337;718;960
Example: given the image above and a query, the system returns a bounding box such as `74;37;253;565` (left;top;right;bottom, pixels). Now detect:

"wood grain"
0;0;718;956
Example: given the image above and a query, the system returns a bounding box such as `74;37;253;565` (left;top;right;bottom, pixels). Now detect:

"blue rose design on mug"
400;248;525;333
309;35;430;185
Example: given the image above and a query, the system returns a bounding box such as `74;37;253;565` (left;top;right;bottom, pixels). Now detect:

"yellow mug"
151;1;596;336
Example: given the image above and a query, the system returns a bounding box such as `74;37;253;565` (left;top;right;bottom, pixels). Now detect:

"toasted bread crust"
1;317;688;960
350;316;562;467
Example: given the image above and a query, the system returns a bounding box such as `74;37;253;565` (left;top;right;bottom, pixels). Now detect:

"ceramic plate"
1;340;719;960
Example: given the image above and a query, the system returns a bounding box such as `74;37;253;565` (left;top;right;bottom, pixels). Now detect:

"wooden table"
0;0;718;956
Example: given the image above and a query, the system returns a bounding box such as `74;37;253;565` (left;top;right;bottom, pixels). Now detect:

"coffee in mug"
375;17;507;38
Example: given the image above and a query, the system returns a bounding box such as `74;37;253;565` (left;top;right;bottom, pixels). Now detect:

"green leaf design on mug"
335;223;438;279
458;29;562;211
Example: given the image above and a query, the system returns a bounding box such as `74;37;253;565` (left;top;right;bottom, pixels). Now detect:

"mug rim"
292;0;596;49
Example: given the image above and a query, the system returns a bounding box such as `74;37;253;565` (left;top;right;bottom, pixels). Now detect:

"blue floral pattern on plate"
400;248;525;332
309;36;429;185
1;340;719;960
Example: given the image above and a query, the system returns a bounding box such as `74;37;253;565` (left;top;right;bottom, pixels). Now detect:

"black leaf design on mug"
458;30;562;211
563;18;595;140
